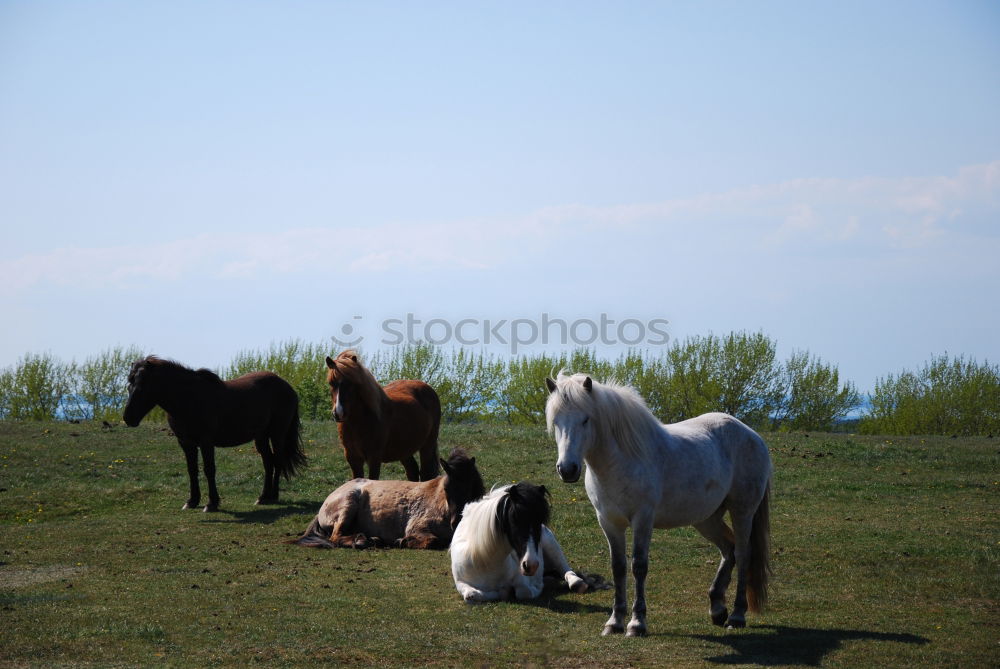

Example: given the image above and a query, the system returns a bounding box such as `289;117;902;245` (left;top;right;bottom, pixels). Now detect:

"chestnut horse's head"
440;448;485;531
325;350;383;422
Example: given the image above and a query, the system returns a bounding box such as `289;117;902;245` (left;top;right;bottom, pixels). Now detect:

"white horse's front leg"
627;512;655;637
598;514;629;635
457;581;501;604
540;525;587;593
513;577;543;600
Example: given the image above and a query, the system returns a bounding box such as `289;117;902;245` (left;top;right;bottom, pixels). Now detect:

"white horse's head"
545;373;598;483
546;371;660;483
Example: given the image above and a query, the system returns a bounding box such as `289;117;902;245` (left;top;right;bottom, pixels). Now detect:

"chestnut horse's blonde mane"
327;350;387;420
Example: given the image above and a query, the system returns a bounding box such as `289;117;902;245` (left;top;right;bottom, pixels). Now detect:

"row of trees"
0;346;143;422
1;334;995;434
860;354;999;436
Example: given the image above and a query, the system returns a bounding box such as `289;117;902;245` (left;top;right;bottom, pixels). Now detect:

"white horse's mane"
545;371;663;461
453;485;511;567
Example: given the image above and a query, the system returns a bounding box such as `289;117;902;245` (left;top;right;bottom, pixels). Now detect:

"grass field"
1;420;997;667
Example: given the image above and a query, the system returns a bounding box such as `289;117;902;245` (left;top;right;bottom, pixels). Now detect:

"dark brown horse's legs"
199;444;220;512
254;437;278;504
180;441;201;510
401;456;420;482
366;459;381;480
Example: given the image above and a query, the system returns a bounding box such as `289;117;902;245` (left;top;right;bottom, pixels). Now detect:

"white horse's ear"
325;356;337;369
545;377;557;394
583;376;593;392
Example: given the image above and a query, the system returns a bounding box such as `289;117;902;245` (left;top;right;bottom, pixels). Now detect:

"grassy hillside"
1;421;996;667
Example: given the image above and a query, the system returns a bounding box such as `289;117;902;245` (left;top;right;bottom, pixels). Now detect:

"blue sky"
1;1;998;392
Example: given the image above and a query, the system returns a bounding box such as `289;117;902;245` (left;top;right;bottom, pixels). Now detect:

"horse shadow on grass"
201;500;321;525
685;624;929;666
511;580;611;615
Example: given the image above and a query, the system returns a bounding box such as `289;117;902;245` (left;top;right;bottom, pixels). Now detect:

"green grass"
1;422;997;667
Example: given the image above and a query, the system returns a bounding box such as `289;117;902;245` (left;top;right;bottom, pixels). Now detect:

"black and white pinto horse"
450;482;588;602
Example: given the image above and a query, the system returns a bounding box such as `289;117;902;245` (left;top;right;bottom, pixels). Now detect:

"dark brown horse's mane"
326;350;387;419
139;355;225;386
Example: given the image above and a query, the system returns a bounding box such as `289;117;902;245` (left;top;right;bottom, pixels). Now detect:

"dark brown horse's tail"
417;383;442;480
746;483;772;613
276;404;307;480
284;516;336;549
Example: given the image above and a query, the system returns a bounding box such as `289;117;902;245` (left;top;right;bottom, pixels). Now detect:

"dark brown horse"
325;350;440;481
123;356;307;512
288;448;484;549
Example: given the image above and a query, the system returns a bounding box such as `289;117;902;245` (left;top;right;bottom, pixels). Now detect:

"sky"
1;0;998;393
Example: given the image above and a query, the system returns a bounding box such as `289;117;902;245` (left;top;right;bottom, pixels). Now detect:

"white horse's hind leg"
694;509;736;627
626;512;654;637
726;511;755;629
540;525;587;593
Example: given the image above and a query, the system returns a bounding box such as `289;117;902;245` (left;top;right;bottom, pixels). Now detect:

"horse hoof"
726;618;746;630
182;502;198;510
602;624;625;636
202;504;219;513
711;608;729;626
626;623;647;637
255;497;277;505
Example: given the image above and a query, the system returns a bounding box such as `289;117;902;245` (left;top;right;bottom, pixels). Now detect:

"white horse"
450;482;589;603
545;372;773;636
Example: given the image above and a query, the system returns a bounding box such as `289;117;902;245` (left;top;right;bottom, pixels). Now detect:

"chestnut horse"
123;356;307;512
288;448;484;549
325;350;440;481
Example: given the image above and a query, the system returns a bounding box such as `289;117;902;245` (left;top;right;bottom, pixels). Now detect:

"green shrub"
64;345;146;422
860;354;1000;435
0;352;71;420
224;339;330;420
773;350;861;431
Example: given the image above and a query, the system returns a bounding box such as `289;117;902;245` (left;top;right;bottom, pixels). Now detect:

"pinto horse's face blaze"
497;483;550;577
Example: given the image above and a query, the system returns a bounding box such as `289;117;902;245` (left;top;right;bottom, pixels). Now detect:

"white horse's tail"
746;483;772;612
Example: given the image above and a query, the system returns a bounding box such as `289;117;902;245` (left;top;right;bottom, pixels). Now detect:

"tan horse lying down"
289;448;484;549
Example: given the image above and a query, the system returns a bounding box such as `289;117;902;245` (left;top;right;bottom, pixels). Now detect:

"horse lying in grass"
289;448;484;549
123;356;306;512
450;482;592;603
545;372;773;636
326;350;441;481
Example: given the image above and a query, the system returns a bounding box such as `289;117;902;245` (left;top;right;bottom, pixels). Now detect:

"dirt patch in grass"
0;564;88;588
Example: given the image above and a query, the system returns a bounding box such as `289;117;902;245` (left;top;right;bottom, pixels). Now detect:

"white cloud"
2;161;997;295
